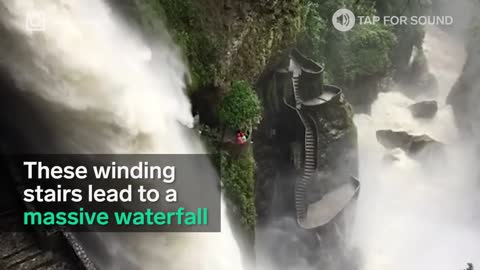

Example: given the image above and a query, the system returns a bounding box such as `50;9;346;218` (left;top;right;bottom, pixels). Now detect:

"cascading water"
2;1;479;269
0;1;243;270
352;26;480;270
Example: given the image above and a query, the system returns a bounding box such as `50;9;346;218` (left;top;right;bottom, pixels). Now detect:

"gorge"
0;1;479;270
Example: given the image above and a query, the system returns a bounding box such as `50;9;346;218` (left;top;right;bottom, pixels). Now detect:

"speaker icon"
332;9;356;32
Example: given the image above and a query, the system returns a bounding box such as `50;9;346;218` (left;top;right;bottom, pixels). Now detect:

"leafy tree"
218;80;262;130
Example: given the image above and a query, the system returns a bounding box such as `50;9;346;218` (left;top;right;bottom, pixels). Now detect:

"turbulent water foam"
0;1;243;269
2;0;198;154
3;1;478;269
352;27;480;270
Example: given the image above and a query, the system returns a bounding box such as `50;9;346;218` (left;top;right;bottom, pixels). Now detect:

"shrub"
218;80;262;130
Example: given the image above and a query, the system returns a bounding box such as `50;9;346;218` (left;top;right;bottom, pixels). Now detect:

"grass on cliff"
220;150;256;232
198;126;257;233
198;80;261;234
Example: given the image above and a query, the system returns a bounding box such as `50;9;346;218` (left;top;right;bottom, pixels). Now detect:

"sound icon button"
332;9;356;32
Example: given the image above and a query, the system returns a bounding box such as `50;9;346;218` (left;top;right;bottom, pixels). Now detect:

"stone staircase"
283;49;359;229
288;62;320;223
0;209;78;270
292;75;302;109
294;112;317;221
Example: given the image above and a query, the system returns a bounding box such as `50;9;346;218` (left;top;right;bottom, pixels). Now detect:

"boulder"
376;129;443;156
409;100;438;118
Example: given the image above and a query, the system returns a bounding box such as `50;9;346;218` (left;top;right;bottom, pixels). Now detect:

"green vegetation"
125;0;430;236
129;0;304;91
198;124;257;234
378;0;431;75
218;80;262;130
299;0;397;85
296;0;433;89
215;80;260;234
130;0;216;89
156;0;216;89
198;124;220;154
346;24;397;80
127;0;429;93
220;150;256;232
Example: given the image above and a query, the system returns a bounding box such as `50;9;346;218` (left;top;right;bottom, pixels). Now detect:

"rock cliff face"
254;62;358;225
112;0;304;89
311;94;358;181
194;0;304;87
252;59;358;268
110;2;307;234
112;0;433;238
447;35;480;139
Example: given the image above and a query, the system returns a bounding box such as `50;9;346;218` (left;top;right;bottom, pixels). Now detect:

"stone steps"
294;113;317;221
0;209;80;270
292;76;302;108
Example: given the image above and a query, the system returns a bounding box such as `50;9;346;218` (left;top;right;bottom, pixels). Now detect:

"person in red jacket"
236;130;248;144
236;131;245;144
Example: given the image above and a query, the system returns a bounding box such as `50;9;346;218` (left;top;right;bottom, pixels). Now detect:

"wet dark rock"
376;129;443;156
397;46;439;99
447;34;480;138
409;100;438;118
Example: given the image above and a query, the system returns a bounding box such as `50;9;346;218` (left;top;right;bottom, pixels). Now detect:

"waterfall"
352;26;480;270
2;0;479;269
0;1;243;269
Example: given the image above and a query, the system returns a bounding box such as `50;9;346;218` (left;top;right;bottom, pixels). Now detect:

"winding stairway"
290;72;317;221
292;75;303;109
283;49;360;230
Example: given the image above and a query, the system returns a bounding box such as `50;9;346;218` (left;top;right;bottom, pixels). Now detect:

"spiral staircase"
282;49;360;230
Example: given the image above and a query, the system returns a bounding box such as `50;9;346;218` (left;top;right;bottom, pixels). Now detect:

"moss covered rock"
221;149;257;232
195;0;305;87
112;0;305;91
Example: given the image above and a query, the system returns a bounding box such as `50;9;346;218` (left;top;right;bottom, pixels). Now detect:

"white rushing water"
3;1;479;269
352;27;480;270
0;1;243;270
